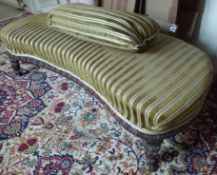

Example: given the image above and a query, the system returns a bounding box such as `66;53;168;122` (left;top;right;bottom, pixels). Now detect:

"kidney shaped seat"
0;14;213;135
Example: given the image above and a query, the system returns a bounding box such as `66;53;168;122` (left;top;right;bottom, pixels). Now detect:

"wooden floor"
0;3;20;19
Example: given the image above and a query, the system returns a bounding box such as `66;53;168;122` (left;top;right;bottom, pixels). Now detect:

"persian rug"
0;14;217;175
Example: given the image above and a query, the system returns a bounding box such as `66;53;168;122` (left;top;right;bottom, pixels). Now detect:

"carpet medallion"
0;15;217;175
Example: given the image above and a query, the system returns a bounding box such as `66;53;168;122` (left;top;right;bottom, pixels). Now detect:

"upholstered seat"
0;14;213;135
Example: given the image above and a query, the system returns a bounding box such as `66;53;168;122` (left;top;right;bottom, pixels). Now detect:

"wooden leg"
145;139;163;172
10;58;22;75
6;52;29;76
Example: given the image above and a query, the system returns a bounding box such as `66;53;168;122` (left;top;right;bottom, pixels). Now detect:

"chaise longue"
0;3;213;172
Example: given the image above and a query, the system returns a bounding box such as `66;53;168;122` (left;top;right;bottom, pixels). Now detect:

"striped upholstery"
48;3;160;52
0;14;213;134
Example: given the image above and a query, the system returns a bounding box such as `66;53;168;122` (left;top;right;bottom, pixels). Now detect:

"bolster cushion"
48;3;160;52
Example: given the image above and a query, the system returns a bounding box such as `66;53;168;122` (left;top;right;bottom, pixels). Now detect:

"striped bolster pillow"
48;3;160;52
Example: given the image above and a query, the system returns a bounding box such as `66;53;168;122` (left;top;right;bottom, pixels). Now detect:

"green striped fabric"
48;3;160;52
0;14;213;134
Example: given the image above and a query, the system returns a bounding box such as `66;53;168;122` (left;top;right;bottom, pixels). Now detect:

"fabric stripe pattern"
48;3;160;52
0;14;213;134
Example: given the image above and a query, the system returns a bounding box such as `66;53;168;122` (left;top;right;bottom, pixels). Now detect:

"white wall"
195;0;217;72
69;0;95;4
23;0;96;13
102;0;135;12
146;0;178;29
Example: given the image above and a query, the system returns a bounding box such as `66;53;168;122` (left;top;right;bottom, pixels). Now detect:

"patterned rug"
0;14;217;175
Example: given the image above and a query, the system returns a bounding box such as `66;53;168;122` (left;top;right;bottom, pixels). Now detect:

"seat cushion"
48;3;160;52
0;14;213;134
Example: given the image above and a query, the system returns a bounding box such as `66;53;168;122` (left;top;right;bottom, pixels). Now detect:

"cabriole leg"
145;139;163;172
6;52;29;76
10;58;21;75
